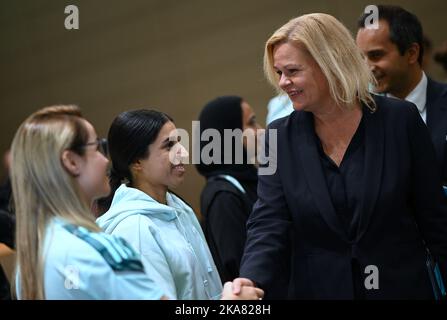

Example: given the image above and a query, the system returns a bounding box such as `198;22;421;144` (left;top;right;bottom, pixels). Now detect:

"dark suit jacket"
426;78;447;184
239;95;447;299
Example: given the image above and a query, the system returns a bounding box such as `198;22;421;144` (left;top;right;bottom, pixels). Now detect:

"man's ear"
407;42;421;65
61;150;81;177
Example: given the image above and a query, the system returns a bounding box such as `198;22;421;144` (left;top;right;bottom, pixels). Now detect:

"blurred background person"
196;95;261;283
266;94;293;125
356;5;447;186
0;209;14;300
0;150;12;212
0;149;14;300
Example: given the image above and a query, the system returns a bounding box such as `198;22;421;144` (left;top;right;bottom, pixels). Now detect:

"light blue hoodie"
96;184;222;300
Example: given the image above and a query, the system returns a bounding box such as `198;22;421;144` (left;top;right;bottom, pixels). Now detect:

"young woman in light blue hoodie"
96;110;260;300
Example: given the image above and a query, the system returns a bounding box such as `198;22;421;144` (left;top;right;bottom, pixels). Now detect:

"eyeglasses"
82;138;108;157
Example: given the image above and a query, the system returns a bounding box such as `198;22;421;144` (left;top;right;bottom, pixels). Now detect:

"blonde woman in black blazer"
238;13;447;299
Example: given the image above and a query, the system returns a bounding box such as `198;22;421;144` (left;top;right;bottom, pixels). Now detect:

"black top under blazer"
239;95;447;299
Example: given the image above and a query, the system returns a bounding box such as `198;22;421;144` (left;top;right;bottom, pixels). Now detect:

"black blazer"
426;78;447;184
239;95;447;299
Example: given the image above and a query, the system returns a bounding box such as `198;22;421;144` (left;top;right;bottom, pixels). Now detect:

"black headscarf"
195;96;257;182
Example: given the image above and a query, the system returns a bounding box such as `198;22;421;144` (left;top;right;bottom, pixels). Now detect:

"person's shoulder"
44;220;166;300
371;95;424;137
209;190;244;211
427;77;447;101
268;110;300;130
373;93;414;109
428;77;447;91
206;183;244;206
113;213;151;229
372;94;418;119
45;220;98;261
111;213;160;243
47;220;145;273
204;177;242;195
201;179;243;219
167;190;194;212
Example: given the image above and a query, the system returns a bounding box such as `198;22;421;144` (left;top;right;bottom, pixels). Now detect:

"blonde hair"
264;13;376;111
11;105;101;299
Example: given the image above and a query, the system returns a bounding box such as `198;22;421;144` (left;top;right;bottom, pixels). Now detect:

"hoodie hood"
97;184;185;233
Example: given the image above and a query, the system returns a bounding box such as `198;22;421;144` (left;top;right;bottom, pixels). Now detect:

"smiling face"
131;121;188;200
273;41;332;113
356;20;413;98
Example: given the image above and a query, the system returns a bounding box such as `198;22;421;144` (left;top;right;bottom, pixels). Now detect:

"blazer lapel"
294;112;348;242
356;105;384;242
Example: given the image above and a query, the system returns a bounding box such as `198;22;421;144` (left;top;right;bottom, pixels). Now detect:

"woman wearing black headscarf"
196;96;261;283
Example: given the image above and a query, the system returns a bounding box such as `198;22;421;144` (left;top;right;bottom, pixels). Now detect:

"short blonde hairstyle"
11;105;101;299
264;13;376;111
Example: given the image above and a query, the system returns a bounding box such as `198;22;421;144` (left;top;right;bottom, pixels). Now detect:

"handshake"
221;278;264;300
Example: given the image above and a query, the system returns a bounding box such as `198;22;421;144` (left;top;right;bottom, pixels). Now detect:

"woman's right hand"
221;281;264;300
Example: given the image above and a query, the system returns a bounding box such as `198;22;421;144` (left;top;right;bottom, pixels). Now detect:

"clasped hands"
221;277;264;300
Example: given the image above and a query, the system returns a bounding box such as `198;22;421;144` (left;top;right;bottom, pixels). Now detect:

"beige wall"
1;0;446;215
